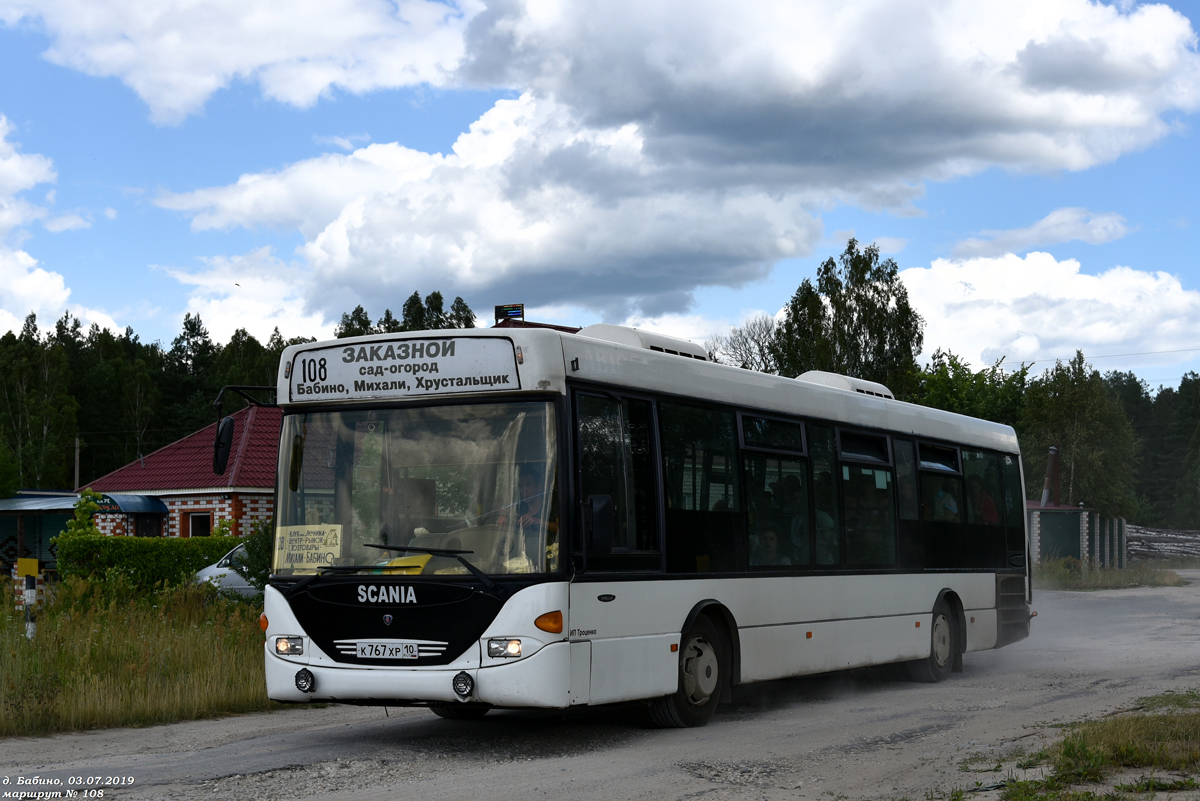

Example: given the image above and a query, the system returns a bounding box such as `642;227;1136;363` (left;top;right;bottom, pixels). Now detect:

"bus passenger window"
921;474;963;523
893;440;919;521
841;465;896;565
577;395;659;562
744;454;809;566
659;402;739;573
809;425;841;566
1002;454;1026;559
962;450;1001;526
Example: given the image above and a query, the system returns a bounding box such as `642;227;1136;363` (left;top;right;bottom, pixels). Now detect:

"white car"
195;544;256;596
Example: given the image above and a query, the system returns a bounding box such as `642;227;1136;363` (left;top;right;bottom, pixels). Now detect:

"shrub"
57;488;104;538
232;518;273;592
55;535;241;591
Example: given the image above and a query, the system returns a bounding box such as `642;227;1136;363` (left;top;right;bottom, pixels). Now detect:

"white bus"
259;323;1030;726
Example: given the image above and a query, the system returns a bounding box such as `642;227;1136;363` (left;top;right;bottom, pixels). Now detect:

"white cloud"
162;95;822;319
144;0;1200;320
163;247;331;343
2;0;481;124
0;114;119;335
314;133;371;152
952;207;1130;258
901;252;1200;371
103;207;117;220
43;213;90;232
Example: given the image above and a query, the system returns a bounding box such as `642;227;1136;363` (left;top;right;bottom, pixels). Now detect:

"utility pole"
74;436;80;490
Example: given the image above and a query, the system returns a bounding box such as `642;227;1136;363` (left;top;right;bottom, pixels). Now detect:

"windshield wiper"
280;565;399;597
363;543;501;595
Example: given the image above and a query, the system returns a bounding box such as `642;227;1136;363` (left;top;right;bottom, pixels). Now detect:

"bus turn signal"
535;611;563;633
259;613;269;632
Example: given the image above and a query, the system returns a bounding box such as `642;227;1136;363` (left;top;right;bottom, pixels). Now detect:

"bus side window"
744;453;809;567
809;425;841;567
893;440;919;521
576;394;660;570
659;402;739;574
1002;454;1026;563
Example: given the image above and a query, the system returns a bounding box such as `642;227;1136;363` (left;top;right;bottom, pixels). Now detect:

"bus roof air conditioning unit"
577;324;710;361
796;371;894;400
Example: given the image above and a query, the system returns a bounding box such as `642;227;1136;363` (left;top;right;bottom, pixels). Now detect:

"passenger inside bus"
750;526;791;565
497;463;558;569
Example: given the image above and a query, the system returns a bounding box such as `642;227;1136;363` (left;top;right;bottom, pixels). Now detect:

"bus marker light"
295;669;316;693
488;638;522;658
670;643;678;652
259;613;269;632
535;611;563;633
806;632;812;639
915;621;920;628
970;617;975;623
453;671;474;698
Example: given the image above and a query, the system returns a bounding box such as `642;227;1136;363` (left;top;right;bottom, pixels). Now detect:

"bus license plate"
357;642;418;659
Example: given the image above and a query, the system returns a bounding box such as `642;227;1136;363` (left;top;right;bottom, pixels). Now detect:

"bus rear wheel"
649;615;722;728
908;600;956;683
429;703;491;720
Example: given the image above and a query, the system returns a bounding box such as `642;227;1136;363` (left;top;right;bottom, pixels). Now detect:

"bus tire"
649;615;722;728
429;703;490;720
908;600;956;683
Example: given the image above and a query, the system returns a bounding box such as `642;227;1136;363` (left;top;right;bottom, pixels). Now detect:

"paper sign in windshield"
288;337;520;401
277;524;344;570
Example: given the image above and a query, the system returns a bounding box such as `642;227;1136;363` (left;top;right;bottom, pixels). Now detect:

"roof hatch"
796;371;894;400
577;324;710;361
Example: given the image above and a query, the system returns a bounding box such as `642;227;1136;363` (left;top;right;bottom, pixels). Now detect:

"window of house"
190;513;212;537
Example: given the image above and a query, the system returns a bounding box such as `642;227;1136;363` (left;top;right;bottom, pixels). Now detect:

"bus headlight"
275;636;304;655
488;638;522;658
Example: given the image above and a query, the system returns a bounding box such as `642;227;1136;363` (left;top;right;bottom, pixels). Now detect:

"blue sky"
1;0;1199;389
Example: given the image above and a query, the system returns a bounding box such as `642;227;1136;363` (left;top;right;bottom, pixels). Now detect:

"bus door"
570;391;676;705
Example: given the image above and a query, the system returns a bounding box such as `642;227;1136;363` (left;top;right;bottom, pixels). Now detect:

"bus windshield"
274;401;559;577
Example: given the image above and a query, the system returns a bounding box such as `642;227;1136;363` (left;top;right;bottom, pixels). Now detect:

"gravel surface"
5;572;1200;801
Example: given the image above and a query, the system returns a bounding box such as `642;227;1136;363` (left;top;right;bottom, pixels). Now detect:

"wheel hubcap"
681;635;719;706
931;613;951;668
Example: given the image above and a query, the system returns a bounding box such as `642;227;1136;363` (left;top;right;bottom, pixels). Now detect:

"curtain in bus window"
659;402;739;573
809;425;841;566
744;454;809;566
841;465;896;565
1002;454;1026;561
577;395;659;563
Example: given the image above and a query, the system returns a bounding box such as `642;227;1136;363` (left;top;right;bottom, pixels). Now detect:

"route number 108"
301;358;328;382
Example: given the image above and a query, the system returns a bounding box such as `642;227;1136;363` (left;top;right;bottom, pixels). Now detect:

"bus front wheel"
649;615;722;728
908;600;956;683
429;703;490;720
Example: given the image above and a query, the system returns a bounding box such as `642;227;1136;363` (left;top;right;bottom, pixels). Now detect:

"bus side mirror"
585;494;613;556
213;416;235;475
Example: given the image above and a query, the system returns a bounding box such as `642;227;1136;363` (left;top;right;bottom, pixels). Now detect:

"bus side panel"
965;609;998;652
589;634;679;704
739;615;929;682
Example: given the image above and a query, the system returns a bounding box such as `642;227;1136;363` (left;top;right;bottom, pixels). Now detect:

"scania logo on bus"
357;585;417;604
382;614;393;625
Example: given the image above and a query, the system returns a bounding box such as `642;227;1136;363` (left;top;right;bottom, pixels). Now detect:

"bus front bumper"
266;640;571;708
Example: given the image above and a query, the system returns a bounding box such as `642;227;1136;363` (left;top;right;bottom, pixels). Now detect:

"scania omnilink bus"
256;323;1031;726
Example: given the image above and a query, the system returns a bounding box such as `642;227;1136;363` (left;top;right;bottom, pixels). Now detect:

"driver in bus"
498;465;558;570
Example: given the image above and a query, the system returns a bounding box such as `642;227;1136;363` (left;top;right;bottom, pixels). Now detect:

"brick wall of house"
94;493;274;537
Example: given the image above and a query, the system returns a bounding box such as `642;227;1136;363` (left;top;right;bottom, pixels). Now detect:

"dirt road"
4;573;1199;801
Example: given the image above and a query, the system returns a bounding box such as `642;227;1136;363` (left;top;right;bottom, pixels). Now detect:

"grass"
1134;556;1200;571
1032;557;1186;591
0;576;280;738
996;689;1200;800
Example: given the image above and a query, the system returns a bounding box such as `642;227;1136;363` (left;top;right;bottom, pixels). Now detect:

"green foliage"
55;534;241;591
232;518;274;592
913;350;1029;428
0;313;79;488
58;488;104;538
0;576;274;736
335;293;476;338
1033;557;1183;590
1020;353;1139;517
0;436;19;498
771;238;924;398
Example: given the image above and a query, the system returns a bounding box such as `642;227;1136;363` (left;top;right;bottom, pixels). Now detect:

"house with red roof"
86;405;281;538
